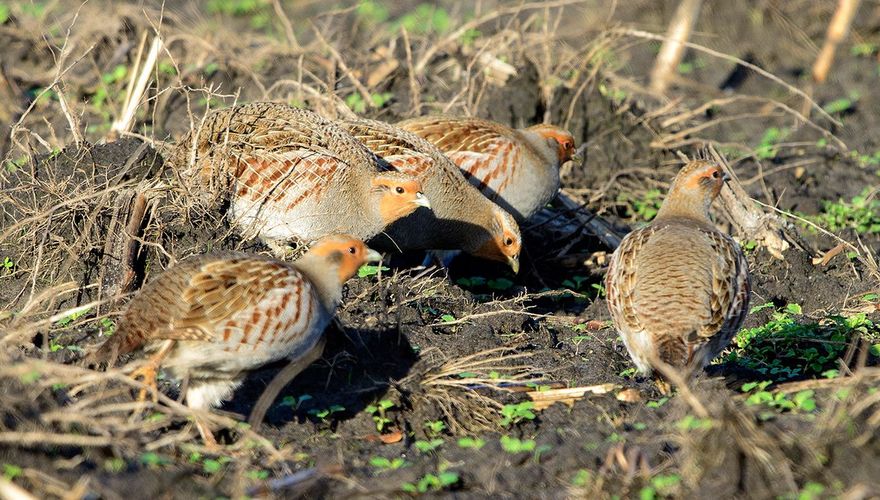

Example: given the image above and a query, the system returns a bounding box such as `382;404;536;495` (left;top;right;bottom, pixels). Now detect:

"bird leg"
194;417;220;450
128;339;174;402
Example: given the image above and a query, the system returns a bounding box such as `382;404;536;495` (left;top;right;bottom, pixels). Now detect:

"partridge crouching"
605;161;750;381
397;116;578;221
338;118;522;272
88;235;381;444
169;102;430;253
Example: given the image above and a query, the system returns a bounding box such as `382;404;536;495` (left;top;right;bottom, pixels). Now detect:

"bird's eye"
395;186;405;194
711;170;721;179
505;238;513;246
348;246;357;254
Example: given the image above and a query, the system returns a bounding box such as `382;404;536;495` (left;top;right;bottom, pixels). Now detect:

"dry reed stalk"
812;0;862;84
649;0;703;94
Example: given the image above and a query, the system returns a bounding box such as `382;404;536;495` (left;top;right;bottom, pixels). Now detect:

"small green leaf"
358;264;389;278
784;303;803;315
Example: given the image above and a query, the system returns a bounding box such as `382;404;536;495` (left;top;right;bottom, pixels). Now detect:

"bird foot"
129;363;159;403
654;378;672;395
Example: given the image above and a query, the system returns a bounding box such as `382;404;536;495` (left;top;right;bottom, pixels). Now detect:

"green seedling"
358;264;389;278
457;436;485;450
396;4;450;35
2;257;13;272
55;307;91;327
424;419;446;437
598;83;627;104
646;397;669;408
639;474;681;500
732;305;878;381
356;0;390;24
414;439;443;453
308;404;345;423
742;381;817;416
851;42;878;57
456;276;487;288
98;317;115;336
822;92;859;115
202;456;232;474
439;314;456;323
676;415;715;431
346;92;394;113
460;28;481;46
246;469;269;480
369;456;408;471
499;401;536;427
279;394;312;410
619;189;663;222
139;452;169;468
803;188;880;234
103;458;126;473
365;399;395;432
401;471;460;493
571;469;593;487
2;464;22;480
676;58;705;74
500;435;536;453
755;127;788;160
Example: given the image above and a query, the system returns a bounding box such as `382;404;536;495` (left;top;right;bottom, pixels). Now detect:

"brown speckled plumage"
339;118;521;271
169;102;429;247
92;235;380;419
397;116;576;221
605;161;750;375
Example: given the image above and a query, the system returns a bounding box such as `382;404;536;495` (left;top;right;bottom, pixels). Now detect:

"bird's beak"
569;144;586;166
507;254;520;274
413;192;432;210
722;172;731;183
364;248;383;263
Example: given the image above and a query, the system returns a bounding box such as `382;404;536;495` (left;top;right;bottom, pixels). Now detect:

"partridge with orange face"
170;102;430;251
397;116;578;221
605;161;750;378
338;118;522;272
90;235;381;443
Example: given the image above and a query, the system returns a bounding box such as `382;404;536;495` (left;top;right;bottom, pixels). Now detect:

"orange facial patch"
528;124;576;163
310;237;368;283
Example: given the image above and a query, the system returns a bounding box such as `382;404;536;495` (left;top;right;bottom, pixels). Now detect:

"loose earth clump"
1;2;880;499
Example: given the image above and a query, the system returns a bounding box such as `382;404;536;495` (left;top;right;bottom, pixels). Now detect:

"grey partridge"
605;161;751;379
169;102;430;251
90;235;381;443
338;117;521;272
397;116;578;221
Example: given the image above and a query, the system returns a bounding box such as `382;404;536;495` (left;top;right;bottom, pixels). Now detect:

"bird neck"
654;188;713;224
517;129;559;168
291;255;344;311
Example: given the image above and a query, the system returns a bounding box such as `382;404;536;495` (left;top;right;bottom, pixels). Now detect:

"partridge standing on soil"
397;116;578;221
338;118;522;272
605;161;750;378
169;102;430;252
89;235;381;443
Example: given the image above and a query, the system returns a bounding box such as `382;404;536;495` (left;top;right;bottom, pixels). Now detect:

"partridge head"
89;234;381;443
397;116;578;221
339;117;521;272
605;161;750;381
169;102;429;254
